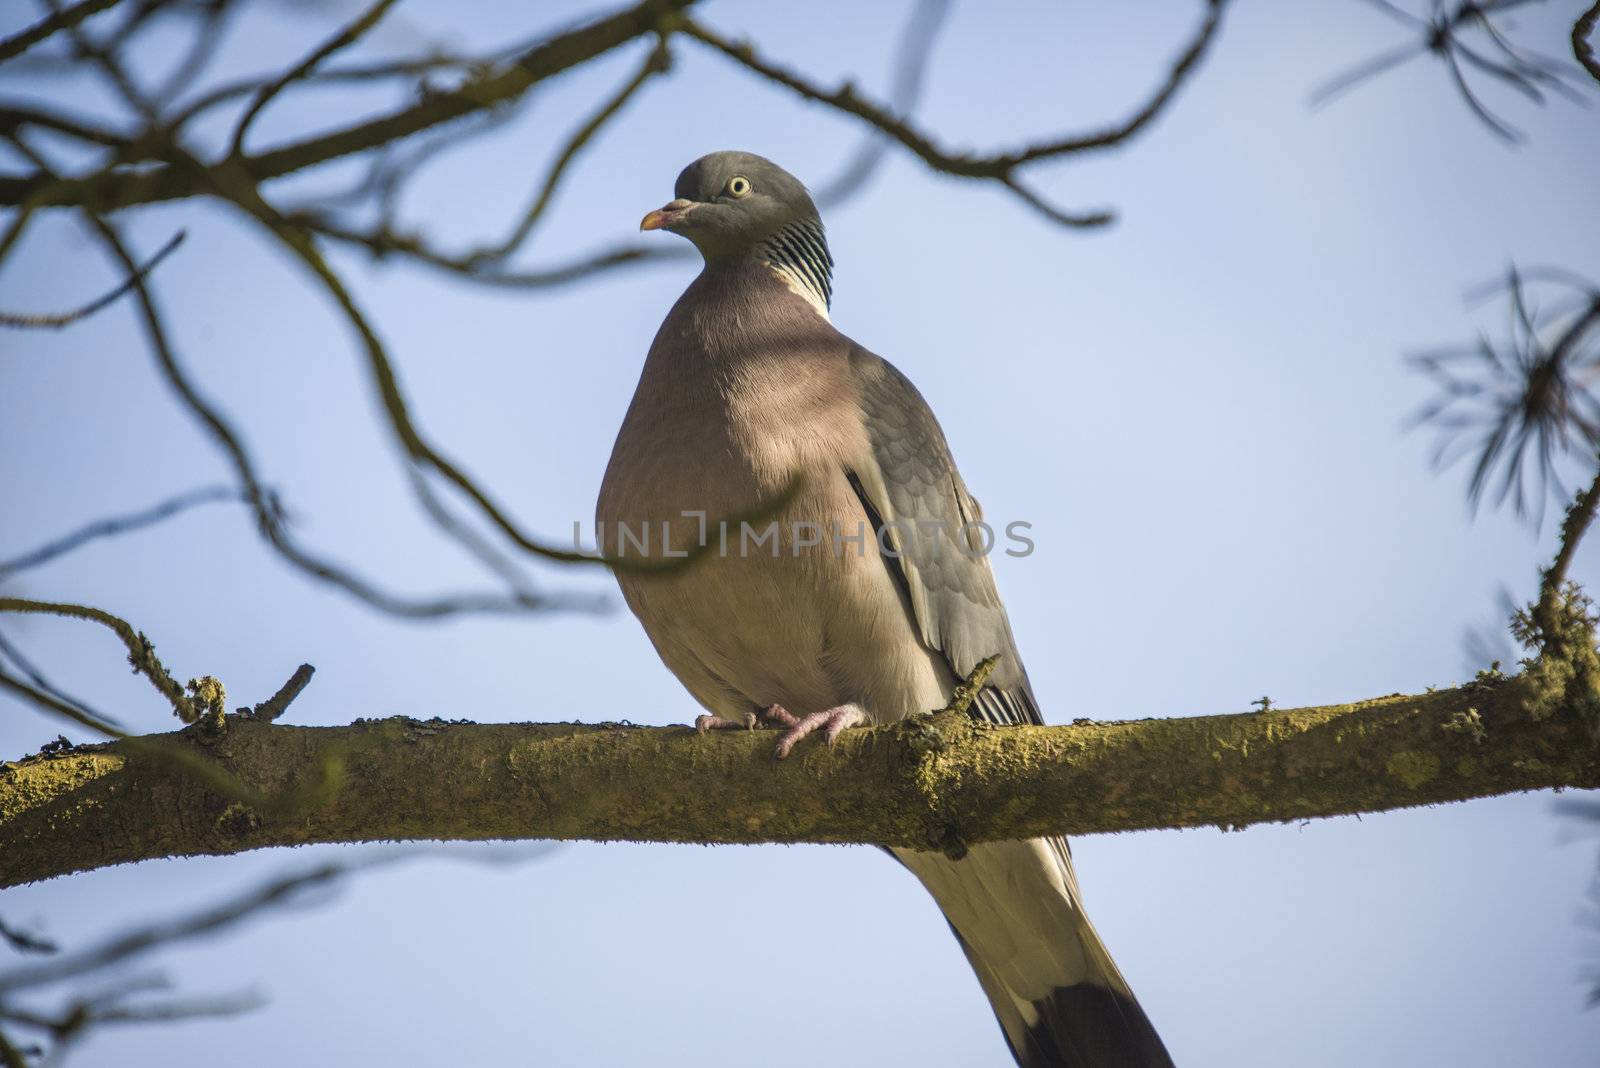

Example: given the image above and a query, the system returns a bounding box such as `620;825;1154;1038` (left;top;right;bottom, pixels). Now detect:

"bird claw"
768;703;866;760
757;703;800;729
694;704;867;757
695;712;757;733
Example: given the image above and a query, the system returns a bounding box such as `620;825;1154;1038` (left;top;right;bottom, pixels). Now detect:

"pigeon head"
641;151;833;310
640;151;816;254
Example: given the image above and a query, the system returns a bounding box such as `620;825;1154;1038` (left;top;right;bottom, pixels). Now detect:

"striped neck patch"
756;219;833;319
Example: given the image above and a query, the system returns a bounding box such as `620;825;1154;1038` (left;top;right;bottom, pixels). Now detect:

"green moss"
1386;750;1440;789
1441;707;1486;745
216;801;260;837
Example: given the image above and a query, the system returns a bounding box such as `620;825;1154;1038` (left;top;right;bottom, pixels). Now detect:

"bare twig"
0;655;351;819
150;0;237;108
68;183;568;618
0;0;123;65
0;660;130;737
0;228;183;329
167;34;553;128
246;663;314;723
212;173;601;565
1539;457;1600;631
0;104;135;149
0;625;119;731
0;862;346;993
456;39;671;268
0;0;696;209
0;920;56;956
0;598;195;721
1578;1;1600;86
293;1;946;286
0;484;242;579
1315;0;1589;143
227;0;401;158
296;213;682;288
678;0;1227;226
812;0;952;208
1410;268;1600;519
0;843;544;1060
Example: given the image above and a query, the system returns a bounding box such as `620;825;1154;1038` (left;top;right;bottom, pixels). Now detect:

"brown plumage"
598;151;1172;1067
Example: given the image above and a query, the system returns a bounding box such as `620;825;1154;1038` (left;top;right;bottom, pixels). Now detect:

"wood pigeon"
597;151;1172;1067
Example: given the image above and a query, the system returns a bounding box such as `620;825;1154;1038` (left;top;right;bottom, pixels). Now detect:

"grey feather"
846;345;1041;725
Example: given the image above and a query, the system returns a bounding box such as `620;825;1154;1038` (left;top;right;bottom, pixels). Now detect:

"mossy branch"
4;663;1597;890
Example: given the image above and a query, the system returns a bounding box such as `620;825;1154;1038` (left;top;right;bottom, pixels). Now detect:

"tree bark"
5;663;1596;890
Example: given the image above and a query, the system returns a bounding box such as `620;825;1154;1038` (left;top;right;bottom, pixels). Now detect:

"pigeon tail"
894;838;1173;1068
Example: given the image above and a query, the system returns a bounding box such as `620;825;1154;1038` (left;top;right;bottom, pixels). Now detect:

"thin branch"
0;0;123;65
280;84;536;223
456;38;671;268
0;662;129;738
150;0;237;108
197;162;792;577
0;598;194;722
1578;1;1600;87
0;626;119;731
0;228;183;329
1316;0;1590;142
227;0;401;159
297;213;683;287
0;0;696;209
211;174;600;566
296;2;944;283
166;35;553;129
1410;269;1600;520
678;0;1227;226
0;1028;25;1068
0;862;351;991
245;664;313;723
60;3;157;121
0;104;135;149
59;173;569;618
1539;457;1600;629
0;920;55;957
0;484;241;579
811;0;952;208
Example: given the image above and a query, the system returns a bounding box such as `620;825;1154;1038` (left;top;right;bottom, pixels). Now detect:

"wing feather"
846;345;1042;726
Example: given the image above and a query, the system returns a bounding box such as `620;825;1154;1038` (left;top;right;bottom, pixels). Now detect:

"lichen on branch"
4;660;1596;890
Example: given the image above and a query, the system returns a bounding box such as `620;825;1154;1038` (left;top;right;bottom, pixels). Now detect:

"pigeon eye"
725;176;752;198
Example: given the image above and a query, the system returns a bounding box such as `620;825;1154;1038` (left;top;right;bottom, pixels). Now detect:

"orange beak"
640;198;696;232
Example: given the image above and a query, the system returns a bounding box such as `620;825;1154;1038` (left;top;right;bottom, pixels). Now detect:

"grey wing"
846;344;1042;727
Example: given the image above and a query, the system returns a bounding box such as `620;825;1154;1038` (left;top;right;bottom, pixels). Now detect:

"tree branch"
0;0;123;65
0;228;183;329
0;483;241;579
0;0;693;209
4;664;1595;889
677;0;1226;226
226;0;401;158
1574;1;1600;87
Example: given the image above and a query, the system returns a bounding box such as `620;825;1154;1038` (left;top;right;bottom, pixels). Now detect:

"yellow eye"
725;175;752;198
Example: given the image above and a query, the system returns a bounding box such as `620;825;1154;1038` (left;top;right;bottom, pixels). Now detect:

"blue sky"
3;1;1600;1064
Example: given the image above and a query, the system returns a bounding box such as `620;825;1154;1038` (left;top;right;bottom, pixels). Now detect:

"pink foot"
766;703;867;760
695;712;757;733
757;703;800;729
